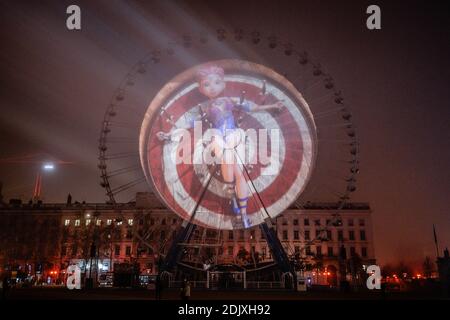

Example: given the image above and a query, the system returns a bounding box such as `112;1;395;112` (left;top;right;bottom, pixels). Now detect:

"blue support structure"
259;221;293;274
161;221;196;271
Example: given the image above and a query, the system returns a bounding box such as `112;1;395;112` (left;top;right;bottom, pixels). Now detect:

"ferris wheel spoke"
104;164;141;178
112;104;145;118
106;137;139;143
110;177;146;194
303;79;324;93
317;138;357;144
307;92;334;106
108;121;140;128
321;184;350;200
102;152;139;160
313;107;345;119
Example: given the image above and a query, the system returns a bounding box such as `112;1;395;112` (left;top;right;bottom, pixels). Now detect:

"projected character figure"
158;64;283;228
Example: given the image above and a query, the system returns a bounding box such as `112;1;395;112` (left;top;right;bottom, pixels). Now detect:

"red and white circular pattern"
140;60;316;230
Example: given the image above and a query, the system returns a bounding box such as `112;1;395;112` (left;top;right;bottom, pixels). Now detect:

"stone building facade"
0;193;375;285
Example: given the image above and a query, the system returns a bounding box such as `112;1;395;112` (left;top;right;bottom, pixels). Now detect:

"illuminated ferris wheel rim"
138;59;318;229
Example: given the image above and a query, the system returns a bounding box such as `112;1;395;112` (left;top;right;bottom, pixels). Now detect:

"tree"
381;263;395;277
348;254;366;288
422;256;434;278
237;248;249;264
397;261;412;279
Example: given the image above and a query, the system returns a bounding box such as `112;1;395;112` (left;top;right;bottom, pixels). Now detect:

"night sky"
0;0;449;267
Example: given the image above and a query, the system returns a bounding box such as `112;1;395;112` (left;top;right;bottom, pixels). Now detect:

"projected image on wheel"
140;59;316;230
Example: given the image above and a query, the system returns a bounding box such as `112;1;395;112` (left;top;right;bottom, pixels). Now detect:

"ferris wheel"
98;28;359;211
97;28;359;231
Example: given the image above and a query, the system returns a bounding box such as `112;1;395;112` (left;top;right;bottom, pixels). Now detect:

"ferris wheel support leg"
161;220;197;272
260;220;296;289
161;168;215;272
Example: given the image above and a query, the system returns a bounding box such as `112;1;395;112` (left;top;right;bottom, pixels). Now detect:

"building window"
304;218;310;226
161;218;166;225
282;219;288;226
359;219;365;226
306;246;311;255
139;219;144;225
239;230;244;240
74;219;80;227
125;246;131;256
114;245;120;256
326;219;331;226
126;230;132;239
172;218;177;225
228;230;234;240
360;230;366;241
294;246;300;254
314;219;321;226
361;247;367;257
350;247;356;257
262;247;267;259
349;231;355;241
64;219;70;226
206;229;218;238
150;218;155;226
304;230;310;240
85;219;91;226
316;246;322;257
338;230;344;241
326;230;332;241
228;246;233;256
315;230;320;238
96;219;102;226
340;246;347;259
128;219;133;226
327;247;334;257
107;219;112;225
193;229;200;239
282;230;288;240
348;219;354;227
293;230;299;240
293;219;298;226
160;231;165;240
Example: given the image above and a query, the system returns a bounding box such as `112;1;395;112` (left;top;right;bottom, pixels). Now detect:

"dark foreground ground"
2;287;448;300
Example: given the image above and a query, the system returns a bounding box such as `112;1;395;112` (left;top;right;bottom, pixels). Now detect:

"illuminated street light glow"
43;163;55;171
